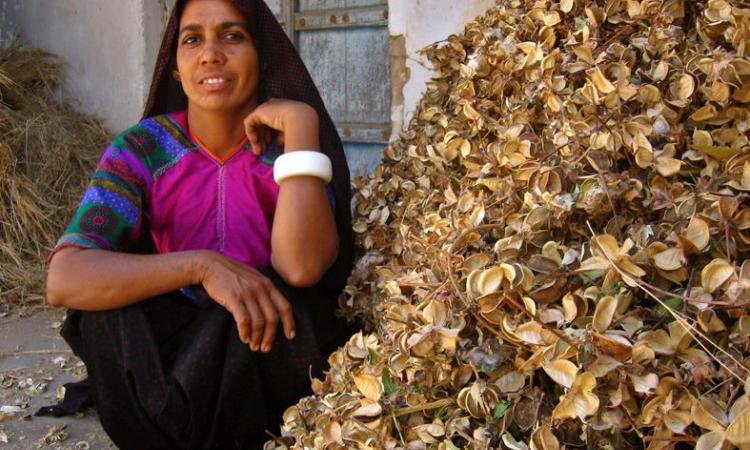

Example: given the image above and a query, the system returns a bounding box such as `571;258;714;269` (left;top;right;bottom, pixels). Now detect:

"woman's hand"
197;251;295;352
243;98;320;154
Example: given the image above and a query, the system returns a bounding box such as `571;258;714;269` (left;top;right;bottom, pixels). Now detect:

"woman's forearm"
270;113;339;287
46;247;207;310
271;176;338;286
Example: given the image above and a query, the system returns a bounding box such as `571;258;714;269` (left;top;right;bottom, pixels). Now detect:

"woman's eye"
224;32;244;41
182;36;200;45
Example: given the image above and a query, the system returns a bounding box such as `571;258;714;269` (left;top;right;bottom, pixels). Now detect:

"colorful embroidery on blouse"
51;110;293;270
53;111;290;266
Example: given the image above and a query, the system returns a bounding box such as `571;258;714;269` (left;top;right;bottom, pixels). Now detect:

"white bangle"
273;150;333;185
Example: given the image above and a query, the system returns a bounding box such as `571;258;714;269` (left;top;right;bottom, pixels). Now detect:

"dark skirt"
57;268;353;450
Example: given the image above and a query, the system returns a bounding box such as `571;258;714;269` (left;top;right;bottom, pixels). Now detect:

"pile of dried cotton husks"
266;1;750;449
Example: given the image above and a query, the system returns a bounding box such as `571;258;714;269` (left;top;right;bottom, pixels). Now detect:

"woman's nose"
200;40;226;66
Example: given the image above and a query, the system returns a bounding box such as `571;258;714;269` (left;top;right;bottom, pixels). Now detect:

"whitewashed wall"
387;0;495;140
0;0;171;133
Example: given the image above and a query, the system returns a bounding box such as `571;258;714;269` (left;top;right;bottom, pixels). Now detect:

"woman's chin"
191;99;244;114
188;92;257;115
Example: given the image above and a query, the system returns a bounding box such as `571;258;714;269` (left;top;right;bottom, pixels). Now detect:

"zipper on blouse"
217;165;226;253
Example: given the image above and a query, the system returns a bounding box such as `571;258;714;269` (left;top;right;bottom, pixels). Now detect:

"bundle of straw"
0;41;109;309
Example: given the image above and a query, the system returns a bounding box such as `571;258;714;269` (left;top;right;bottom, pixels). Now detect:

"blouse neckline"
165;110;250;165
189;131;249;165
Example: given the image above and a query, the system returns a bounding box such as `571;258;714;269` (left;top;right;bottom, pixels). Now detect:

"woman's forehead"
180;0;248;29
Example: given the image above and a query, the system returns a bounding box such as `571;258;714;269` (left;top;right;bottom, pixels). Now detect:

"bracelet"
273;150;333;184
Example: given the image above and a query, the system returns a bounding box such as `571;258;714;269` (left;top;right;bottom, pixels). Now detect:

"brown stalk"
643;436;697;443
392;398;454;417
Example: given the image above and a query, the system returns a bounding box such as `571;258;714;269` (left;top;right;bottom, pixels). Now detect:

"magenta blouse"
52;111;308;271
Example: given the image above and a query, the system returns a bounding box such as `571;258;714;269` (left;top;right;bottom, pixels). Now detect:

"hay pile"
268;0;750;448
0;41;108;308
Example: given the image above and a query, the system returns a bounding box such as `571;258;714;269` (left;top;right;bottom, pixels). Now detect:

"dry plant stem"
727;380;744;410
587;222;750;381
332;398;361;414
0;366;30;373
470;310;506;340
643;436;697;443
538;141;574;164
263;431;287;446
621;406;646;439
0;349;69;359
593;22;639;57
632;274;734;307
595;109;617;138
683;267;697;315
699;376;732;398
398;282;443;287
725;224;733;264
392;398;454;417
391;412;406;446
617;259;747;380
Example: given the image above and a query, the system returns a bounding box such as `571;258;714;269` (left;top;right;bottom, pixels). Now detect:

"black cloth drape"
54;268;352;449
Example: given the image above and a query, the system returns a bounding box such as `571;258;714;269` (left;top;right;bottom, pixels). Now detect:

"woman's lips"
198;77;232;91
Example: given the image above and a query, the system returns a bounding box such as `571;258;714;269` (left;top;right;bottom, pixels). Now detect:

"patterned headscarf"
143;0;354;293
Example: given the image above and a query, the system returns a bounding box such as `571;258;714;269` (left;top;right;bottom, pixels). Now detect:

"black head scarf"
143;0;354;293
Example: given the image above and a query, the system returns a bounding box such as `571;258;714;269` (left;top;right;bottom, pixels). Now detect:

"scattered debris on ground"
268;0;750;448
0;310;113;449
0;40;108;310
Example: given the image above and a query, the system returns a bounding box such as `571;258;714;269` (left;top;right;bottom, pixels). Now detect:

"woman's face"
176;0;260;115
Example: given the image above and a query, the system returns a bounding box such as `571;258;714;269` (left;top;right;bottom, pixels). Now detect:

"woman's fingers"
227;299;252;345
254;286;279;352
200;252;297;351
269;287;295;340
263;127;271;146
243;294;265;351
243;115;264;155
243;99;313;154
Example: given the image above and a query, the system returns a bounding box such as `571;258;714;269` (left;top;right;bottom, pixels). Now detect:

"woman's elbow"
277;263;327;288
273;238;338;287
46;248;78;308
46;269;67;307
273;252;336;287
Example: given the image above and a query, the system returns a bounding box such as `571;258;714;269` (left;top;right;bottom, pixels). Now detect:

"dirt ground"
0;307;115;449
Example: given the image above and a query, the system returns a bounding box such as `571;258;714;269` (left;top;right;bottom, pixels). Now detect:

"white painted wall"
1;0;170;133
388;0;495;139
387;0;496;140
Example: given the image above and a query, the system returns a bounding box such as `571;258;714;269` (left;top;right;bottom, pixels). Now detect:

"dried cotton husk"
267;0;750;448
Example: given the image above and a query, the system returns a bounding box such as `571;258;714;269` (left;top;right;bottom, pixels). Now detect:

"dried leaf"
701;259;734;293
685;216;710;251
323;421;344;446
353;374;382;402
696;431;728;450
726;408;750;447
589;67;616;94
592;295;618;332
654;247;686;271
542;359;578;388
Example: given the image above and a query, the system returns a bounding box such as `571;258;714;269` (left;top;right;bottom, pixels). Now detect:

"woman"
44;0;354;448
